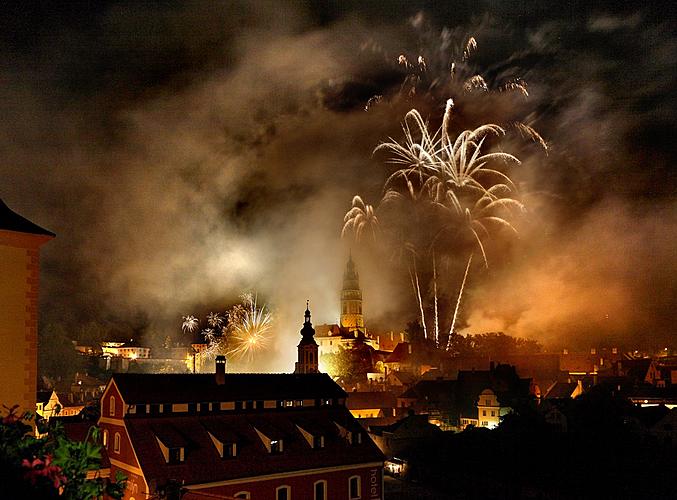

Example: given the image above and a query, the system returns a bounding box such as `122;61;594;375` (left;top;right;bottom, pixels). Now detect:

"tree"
38;323;83;381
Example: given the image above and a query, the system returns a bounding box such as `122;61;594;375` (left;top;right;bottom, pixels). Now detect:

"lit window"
109;396;115;416
314;480;327;500
349;476;361;499
270;439;282;454
276;485;291;500
285;400;293;407
114;433;121;454
102;430;108;447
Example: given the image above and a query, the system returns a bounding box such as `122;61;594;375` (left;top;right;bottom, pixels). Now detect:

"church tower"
340;253;364;332
295;302;319;374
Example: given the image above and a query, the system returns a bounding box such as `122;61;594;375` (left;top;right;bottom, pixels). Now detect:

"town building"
98;308;384;499
98;366;384;500
369;412;442;459
0;198;54;414
316;256;379;359
101;339;151;360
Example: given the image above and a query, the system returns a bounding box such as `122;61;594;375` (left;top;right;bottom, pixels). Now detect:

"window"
114;433;121;454
102;430;108;448
313;435;325;449
276;485;291;500
314;480;327;500
234;493;250;499
491;411;495;417
224;442;237;458
482;410;486;416
109;396;115;416
349;476;361;499
168;447;183;463
270;439;282;454
285;400;293;407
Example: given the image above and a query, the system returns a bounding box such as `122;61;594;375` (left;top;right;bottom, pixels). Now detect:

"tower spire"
295;301;319;374
340;254;364;332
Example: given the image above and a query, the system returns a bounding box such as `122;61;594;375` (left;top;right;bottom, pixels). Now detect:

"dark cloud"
1;1;674;370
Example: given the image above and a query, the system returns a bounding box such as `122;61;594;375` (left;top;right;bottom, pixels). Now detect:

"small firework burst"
226;293;273;362
342;195;379;242
181;315;199;334
206;311;224;330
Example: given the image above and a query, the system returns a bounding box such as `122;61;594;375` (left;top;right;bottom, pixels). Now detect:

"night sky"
1;1;675;369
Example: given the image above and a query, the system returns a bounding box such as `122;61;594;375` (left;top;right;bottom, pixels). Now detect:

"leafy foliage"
0;406;125;499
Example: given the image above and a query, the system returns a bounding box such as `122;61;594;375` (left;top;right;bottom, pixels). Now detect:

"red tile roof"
124;407;384;486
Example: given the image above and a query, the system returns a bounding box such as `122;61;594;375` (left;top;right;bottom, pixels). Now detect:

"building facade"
0;199;53;414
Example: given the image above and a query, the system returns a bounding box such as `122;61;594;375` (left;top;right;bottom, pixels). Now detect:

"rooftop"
124;407;383;486
112;372;347;405
0;198;54;237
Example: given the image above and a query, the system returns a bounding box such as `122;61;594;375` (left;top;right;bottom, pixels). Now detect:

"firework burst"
181;315;199;334
342;195;379;242
226;293;273;362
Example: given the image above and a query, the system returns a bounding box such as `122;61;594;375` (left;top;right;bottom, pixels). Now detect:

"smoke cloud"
1;1;674;370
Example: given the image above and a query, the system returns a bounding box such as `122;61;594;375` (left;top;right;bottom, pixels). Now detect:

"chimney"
215;355;226;385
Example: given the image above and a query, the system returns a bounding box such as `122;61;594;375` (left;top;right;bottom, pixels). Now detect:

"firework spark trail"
408;257;428;340
446;253;473;351
433;250;439;348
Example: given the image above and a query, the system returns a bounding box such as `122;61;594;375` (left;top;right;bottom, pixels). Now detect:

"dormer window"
155;435;186;464
168;447;183;463
296;424;325;450
208;431;237;459
254;427;284;454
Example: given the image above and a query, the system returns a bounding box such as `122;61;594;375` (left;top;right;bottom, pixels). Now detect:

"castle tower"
340;253;364;332
295;302;319;374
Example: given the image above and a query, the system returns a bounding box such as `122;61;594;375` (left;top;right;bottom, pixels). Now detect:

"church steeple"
340;253;364;332
295;301;319;374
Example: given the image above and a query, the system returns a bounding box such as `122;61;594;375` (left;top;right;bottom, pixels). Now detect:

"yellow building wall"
0;243;38;414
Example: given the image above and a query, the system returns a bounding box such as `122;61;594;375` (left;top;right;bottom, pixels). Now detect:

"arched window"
234;493;250;499
276;485;291;500
114;432;121;454
349;475;361;500
102;430;108;448
314;480;327;500
109;396;115;416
